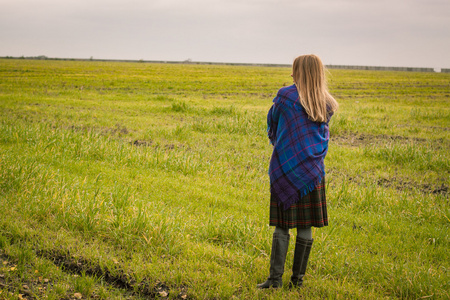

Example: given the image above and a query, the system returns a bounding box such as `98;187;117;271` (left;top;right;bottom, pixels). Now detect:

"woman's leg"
296;227;312;240
274;226;290;235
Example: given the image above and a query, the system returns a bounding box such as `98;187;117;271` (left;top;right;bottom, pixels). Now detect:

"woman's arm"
267;103;279;145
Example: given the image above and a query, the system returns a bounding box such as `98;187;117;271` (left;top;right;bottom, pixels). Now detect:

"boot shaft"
291;236;313;287
269;232;290;278
257;231;290;289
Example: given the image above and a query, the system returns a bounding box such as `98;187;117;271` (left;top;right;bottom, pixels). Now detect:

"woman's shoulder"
276;84;297;99
274;84;302;111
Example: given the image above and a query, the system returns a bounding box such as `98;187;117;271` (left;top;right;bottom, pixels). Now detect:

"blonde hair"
292;54;338;122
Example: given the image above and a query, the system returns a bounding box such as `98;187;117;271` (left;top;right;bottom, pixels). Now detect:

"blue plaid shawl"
267;84;332;210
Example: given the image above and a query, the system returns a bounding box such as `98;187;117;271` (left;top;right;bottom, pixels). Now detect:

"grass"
0;59;449;299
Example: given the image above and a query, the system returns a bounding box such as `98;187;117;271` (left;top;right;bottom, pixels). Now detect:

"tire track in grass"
35;249;189;299
329;132;449;196
328;168;449;196
331;132;449;148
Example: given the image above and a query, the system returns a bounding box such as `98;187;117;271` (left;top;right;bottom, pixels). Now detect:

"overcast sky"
1;0;449;69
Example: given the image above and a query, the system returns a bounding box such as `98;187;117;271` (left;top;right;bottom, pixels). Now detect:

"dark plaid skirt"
269;177;328;229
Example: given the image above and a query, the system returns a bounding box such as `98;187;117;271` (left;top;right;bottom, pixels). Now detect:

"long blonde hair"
292;54;338;122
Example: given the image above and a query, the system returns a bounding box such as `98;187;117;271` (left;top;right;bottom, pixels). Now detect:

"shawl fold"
267;84;331;210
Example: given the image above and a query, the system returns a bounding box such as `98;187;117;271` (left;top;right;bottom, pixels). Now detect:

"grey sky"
1;0;449;68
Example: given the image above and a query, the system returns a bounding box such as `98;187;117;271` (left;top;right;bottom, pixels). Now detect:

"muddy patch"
131;139;153;147
424;126;450;132
0;250;53;300
334;174;449;196
330;132;448;148
60;123;130;137
99;124;129;136
130;140;189;151
35;249;189;299
376;178;448;195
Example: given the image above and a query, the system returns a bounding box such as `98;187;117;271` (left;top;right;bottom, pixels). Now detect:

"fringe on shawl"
276;173;324;210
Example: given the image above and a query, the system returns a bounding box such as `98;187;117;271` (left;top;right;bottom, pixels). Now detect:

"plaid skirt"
269;177;328;229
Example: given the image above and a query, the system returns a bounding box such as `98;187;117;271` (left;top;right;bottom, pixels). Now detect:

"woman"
257;54;338;289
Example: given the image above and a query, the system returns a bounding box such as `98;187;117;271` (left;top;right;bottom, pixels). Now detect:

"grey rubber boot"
257;232;290;289
289;236;313;288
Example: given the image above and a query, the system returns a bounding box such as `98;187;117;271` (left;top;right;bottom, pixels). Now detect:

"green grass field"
0;59;449;299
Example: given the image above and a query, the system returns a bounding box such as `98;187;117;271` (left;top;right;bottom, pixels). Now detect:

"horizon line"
1;55;447;73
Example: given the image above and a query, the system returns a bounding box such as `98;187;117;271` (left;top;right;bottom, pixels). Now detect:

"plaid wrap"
268;84;332;210
269;177;328;228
